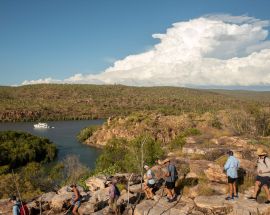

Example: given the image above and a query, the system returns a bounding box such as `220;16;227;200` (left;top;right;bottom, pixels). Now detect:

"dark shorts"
256;176;270;187
228;176;237;184
165;181;175;190
147;183;155;189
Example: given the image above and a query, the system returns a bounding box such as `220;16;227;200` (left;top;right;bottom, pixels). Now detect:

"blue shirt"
12;202;20;215
224;156;239;179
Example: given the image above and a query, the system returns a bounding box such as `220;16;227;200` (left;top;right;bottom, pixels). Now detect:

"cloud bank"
23;14;270;87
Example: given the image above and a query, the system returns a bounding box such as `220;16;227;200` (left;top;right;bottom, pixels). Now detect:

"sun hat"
162;158;170;164
144;165;149;169
256;148;267;156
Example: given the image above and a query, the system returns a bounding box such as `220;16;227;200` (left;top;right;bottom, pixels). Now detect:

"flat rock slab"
134;197;194;215
195;195;270;215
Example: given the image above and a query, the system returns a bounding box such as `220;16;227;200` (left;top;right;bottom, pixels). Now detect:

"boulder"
134;197;195;215
50;193;71;211
195;194;270;215
85;176;106;191
189;160;211;176
0;199;12;214
204;163;227;183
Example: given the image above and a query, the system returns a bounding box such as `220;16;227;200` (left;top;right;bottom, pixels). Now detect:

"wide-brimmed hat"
144;165;149;169
256;148;267;156
162;158;170;164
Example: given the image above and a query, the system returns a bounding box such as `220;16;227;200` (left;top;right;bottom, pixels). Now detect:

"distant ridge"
0;84;269;122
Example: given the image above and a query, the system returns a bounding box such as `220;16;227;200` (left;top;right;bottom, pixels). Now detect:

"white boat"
34;122;51;129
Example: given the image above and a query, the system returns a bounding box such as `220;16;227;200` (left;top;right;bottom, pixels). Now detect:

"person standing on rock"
9;196;20;215
163;158;178;202
248;148;270;204
70;184;81;215
108;179;120;214
224;150;240;200
143;165;156;200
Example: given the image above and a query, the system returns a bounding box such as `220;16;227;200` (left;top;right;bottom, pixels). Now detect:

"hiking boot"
233;194;239;199
225;196;234;201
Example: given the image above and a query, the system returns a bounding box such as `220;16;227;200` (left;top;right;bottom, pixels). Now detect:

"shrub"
0;131;57;171
95;135;164;174
77;125;99;142
169;128;201;150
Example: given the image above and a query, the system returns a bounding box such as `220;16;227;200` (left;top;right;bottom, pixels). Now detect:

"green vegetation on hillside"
0;131;57;172
1;84;269;122
95;135;164;175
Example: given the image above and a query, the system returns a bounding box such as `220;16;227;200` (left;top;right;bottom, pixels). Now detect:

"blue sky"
0;0;270;86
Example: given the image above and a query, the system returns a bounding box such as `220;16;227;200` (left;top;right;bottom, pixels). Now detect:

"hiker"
163;158;178;202
248;148;270;204
143;165;155;200
224;150;240;200
108;179;120;214
70;184;81;215
10;196;20;215
19;201;29;215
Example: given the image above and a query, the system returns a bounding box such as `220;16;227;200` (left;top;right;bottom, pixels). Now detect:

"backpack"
19;204;29;215
168;164;178;182
114;185;120;197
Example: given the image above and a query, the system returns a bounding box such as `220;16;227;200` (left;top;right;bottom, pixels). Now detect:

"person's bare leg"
149;188;154;199
144;187;150;199
233;182;237;197
72;205;79;215
253;181;261;198
165;188;173;199
229;183;233;198
263;185;270;200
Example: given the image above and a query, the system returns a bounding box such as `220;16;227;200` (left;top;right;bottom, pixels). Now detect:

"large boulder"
85;176;106;192
50;193;71;211
204;163;227;183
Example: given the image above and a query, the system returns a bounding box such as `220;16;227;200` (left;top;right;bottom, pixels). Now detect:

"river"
0;120;105;169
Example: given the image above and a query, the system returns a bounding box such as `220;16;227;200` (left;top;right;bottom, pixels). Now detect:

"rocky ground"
1;134;270;214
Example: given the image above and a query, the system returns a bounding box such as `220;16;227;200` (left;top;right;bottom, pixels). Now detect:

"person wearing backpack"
108;179;120;214
19;201;29;215
143;165;156;200
248;148;270;204
163;159;178;202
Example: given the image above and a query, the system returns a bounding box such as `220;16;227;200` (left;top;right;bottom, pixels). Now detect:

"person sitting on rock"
248;148;270;204
143;165;156;200
224;150;240;200
163;158;178;202
70;184;81;215
108;179;120;214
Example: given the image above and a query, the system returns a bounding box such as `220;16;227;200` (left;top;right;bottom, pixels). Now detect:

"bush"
95;135;164;174
169;128;201;150
77;125;99;142
0;131;57;171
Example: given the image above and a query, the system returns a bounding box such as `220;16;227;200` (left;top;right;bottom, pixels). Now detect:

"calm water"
0;120;105;169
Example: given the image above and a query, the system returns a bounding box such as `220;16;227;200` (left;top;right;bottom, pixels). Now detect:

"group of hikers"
9;147;270;215
223;147;270;203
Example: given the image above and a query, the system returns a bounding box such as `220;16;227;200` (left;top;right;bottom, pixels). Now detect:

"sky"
1;0;270;89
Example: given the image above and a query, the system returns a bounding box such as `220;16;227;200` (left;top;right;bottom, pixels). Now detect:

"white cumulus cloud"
22;14;270;87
